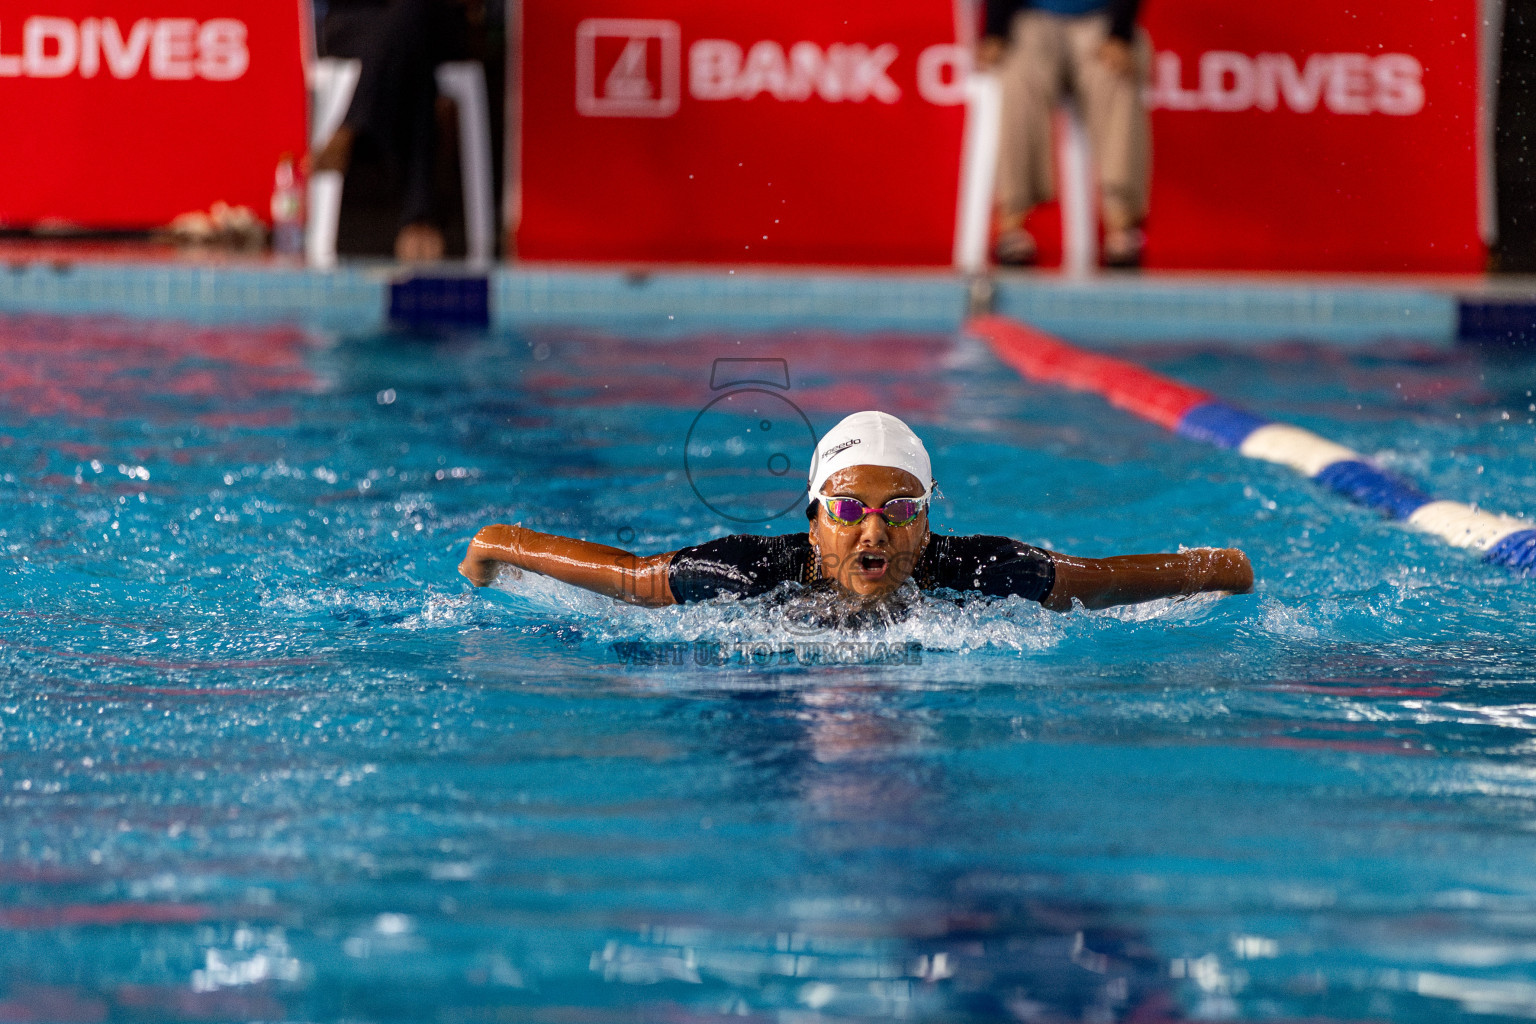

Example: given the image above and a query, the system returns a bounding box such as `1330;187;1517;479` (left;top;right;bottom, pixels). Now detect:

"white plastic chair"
953;72;1000;275
305;57;360;269
434;62;496;267
305;56;496;268
953;73;1098;278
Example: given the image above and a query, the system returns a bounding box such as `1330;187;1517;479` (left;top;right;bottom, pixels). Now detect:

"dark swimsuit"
667;534;1056;604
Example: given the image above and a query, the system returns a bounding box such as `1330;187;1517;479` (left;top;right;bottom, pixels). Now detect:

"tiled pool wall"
1;258;1533;346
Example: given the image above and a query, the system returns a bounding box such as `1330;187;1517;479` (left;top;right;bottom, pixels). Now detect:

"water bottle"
270;153;305;256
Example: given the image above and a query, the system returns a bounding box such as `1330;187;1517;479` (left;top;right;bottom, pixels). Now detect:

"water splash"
486;567;1254;658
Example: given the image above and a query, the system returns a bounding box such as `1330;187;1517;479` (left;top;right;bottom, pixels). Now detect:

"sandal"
994;226;1038;267
1103;227;1145;269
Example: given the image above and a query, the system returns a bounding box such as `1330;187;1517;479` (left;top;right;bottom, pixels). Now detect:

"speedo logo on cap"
821;438;861;461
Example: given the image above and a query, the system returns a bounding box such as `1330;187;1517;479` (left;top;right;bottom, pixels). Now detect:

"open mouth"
855;552;889;578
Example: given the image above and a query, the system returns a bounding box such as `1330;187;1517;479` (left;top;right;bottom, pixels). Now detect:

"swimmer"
458;411;1253;612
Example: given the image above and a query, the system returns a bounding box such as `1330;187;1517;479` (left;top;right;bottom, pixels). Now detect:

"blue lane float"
1190;410;1536;571
971;315;1536;573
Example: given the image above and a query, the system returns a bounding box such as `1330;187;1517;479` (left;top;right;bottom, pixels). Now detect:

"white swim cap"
808;411;932;500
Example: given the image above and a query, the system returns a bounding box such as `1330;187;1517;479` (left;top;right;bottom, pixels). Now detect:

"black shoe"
1103;228;1145;269
994;227;1038;267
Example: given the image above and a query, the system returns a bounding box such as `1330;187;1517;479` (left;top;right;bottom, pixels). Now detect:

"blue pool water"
1;314;1535;1022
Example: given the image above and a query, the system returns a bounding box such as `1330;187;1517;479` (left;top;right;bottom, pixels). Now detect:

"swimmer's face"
810;465;930;601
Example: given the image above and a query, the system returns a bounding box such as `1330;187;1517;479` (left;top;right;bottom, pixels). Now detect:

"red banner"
515;0;968;265
0;2;307;230
1138;0;1485;272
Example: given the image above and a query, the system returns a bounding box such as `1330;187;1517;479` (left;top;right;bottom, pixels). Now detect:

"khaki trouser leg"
994;11;1066;222
1067;15;1153;230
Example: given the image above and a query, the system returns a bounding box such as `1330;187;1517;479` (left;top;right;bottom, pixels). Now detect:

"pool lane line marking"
967;314;1536;572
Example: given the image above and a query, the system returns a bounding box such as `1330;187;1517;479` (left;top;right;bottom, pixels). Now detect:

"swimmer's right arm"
1041;547;1253;611
458;524;678;606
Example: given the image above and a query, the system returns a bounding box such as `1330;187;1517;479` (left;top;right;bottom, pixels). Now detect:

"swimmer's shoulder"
919;533;1054;600
670;532;810;563
924;532;1047;561
668;532;811;602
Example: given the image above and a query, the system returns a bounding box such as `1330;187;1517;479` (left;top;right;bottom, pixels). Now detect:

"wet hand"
458;547;499;587
459;524;521;587
1188;547;1254;595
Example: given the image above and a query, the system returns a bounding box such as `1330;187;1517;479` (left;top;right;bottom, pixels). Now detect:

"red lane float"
966;314;1211;429
968;314;1536;572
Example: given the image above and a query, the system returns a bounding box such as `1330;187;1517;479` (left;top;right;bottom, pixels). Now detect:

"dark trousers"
1498;0;1536;270
322;0;468;229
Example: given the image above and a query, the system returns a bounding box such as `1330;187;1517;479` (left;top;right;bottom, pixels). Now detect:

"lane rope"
968;315;1536;572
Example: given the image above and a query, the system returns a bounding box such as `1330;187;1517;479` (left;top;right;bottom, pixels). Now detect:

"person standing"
978;0;1152;268
312;0;473;261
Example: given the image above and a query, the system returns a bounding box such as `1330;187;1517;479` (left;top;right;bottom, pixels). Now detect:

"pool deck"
2;242;1534;347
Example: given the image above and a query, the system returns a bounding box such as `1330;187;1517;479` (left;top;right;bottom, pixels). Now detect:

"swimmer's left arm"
459;523;678;606
1041;547;1253;612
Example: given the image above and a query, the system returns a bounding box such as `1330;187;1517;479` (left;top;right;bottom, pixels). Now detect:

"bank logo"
575;18;680;118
